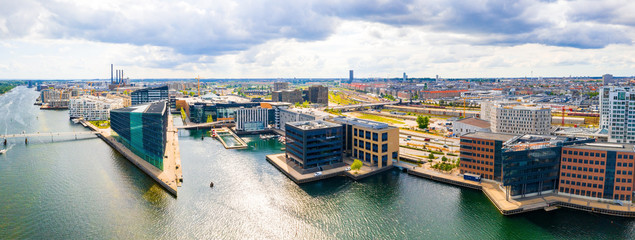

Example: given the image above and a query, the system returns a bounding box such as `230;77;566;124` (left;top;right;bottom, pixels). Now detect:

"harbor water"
1;86;634;239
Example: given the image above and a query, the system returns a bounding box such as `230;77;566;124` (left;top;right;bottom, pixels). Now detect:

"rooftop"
567;143;635;152
331;116;394;130
112;101;166;114
455;117;490;129
287;120;341;130
463;132;518;142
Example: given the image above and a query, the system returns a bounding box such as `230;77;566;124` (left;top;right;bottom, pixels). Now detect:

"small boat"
0;149;6;154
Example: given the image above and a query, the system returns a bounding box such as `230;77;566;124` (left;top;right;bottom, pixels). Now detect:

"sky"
0;0;634;79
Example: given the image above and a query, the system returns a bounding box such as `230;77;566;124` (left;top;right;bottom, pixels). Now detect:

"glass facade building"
110;101;168;170
130;85;169;106
285;121;343;172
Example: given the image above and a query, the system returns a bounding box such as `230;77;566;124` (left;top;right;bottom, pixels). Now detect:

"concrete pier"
82;116;181;197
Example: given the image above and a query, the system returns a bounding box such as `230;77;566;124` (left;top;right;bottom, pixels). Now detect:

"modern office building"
285;120;344;173
273;82;289;91
330;117;399;168
306;85;328;105
272;89;304;104
130;85;169;106
278;108;328;131
460;132;593;199
189;102;261;123
603;74;615;85
235;107;269;132
110;101;168;170
489;104;551;135
599;86;635;143
559;143;635;201
69;96;124;121
349;70;354;83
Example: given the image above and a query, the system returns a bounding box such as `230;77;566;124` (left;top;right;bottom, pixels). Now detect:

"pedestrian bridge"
1;131;98;139
176;120;234;129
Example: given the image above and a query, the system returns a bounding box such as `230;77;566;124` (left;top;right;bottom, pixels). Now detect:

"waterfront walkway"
81;118;181;196
397;161;635;217
266;153;395;184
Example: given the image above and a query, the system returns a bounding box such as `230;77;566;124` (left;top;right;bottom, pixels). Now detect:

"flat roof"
331;116;394;130
287;120;341;130
566;143;635;152
462;132;518;142
455;117;490;128
113;101;166;114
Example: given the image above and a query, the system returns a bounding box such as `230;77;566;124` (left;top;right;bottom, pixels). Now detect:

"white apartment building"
236;107;269;132
69;96;124;121
490;105;551;135
599;86;635;143
278;108;329;131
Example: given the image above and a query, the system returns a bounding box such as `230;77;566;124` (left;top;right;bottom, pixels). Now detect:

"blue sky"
0;0;634;79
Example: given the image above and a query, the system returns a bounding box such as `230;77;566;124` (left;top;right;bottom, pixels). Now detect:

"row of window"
616;178;632;183
560;179;603;189
353;129;388;142
462;164;492;173
616;170;633;175
561;165;605;173
560;187;604;199
562;158;605;165
617;162;634;167
353;139;388;153
561;172;604;181
563;150;606;157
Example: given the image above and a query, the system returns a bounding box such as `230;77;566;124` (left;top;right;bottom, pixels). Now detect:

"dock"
266;153;395;184
81;116;181;197
214;127;248;149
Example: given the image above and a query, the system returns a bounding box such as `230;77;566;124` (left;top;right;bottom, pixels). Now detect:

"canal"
1;86;634;239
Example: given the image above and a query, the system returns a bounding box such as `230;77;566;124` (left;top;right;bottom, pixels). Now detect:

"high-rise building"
273;82;289;91
235;107;269;132
271;89;303;104
599;86;635;143
305;85;328;105
349;70;354;83
110;101;168;170
603;74;614;85
285;120;344;173
403;72;407;81
130;85;169;106
330;117;399;168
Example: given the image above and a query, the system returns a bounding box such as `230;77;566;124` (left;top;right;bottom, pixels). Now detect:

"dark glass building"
189;102;262;123
131;85;169;106
285;120;344;173
110;101;168;170
460;132;593;199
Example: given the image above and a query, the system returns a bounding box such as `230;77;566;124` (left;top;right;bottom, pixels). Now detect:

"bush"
351;159;363;171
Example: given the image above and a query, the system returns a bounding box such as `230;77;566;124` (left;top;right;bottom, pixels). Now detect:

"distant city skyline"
1;0;634;79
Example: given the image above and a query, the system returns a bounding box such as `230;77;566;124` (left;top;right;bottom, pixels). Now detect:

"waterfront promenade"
81;115;181;196
397;161;635;217
266;153;394;184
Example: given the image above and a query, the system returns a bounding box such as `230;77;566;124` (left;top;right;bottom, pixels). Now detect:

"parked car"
314;172;323;177
345;167;351;171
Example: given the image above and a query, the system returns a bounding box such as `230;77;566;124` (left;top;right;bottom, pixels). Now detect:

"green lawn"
89;120;110;129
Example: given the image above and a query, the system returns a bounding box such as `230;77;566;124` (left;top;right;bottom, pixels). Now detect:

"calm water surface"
1;86;634;239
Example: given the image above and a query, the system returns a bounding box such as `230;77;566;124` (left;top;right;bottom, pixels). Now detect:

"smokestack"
111;64;113;84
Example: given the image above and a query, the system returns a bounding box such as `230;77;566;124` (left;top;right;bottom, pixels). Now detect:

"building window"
382;144;388;153
354;139;357;147
365;131;371;140
354;129;358;137
382;133;388;141
392;152;398;159
372;133;378;141
372;144;378;152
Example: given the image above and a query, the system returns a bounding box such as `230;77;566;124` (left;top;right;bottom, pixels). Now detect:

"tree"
417;116;429;129
206;115;213;123
428;153;435;159
351;159;363;171
441;156;448;162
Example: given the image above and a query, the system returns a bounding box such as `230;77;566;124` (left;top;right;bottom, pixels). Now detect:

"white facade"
69;96;124;121
491;106;551;135
278;108;329;131
236;107;269;131
452;118;490;136
599;86;635;143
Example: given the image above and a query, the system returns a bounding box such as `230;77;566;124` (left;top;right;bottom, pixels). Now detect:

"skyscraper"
349;70;354;83
599;86;635;143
